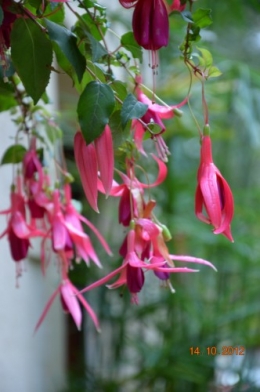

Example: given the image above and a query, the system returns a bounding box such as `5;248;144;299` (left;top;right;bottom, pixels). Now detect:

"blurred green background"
60;1;260;391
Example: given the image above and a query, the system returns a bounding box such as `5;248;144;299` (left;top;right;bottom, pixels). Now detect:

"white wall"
0;76;66;392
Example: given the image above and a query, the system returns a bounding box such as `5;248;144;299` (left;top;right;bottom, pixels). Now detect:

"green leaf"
0;80;17;111
77;81;115;143
109;110;130;149
121;94;148;129
85;32;108;62
208;66;222;78
192;9;212;28
44;4;65;23
1;145;27;165
81;13;106;41
45;19;86;82
28;0;42;9
121;32;142;62
110;80;128;110
11;19;52;104
196;47;213;68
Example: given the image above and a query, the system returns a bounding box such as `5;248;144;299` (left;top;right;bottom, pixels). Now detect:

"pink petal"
153;267;199;273
52;214;67;252
79;215;113;255
61;280;82;330
34;285;60;333
95;125;114;196
73;288;100;332
199;165;222;228
195;184;211;224
119;0;138;8
135;218;161;240
80;264;126;294
11;211;31;239
74;132;99;212
169;255;217;271
132;120;147;156
107;267;127;289
139;154;167;188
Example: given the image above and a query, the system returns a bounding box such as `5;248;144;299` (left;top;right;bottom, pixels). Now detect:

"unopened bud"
64;172;74;184
203;124;210;136
129;219;135;230
173;108;183;117
161;224;172;242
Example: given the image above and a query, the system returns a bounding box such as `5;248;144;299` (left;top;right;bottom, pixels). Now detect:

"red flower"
195;135;234;241
119;0;169;68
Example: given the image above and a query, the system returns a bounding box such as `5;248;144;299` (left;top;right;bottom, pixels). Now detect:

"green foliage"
121;32;143;62
46;19;86;82
1;144;27;165
121;93;148;129
11;18;52;104
77;81;115;143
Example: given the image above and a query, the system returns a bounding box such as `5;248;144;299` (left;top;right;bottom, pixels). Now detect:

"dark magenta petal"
132;0;169;50
8;228;29;261
126;264;145;293
119;235;128;257
118;187;131;226
28;198;45;219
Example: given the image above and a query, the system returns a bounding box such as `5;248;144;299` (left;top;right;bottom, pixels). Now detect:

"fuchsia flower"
103;154;167;226
195;134;234;241
0;186;45;279
35;277;100;332
119;0;169;68
74;126;114;212
81;229;216;304
132;0;169;49
133;78;187;160
46;188;111;268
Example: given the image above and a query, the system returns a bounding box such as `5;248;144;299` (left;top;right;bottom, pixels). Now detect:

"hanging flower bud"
195;134;234;241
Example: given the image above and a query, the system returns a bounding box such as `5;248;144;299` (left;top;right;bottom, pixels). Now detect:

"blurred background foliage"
59;0;260;391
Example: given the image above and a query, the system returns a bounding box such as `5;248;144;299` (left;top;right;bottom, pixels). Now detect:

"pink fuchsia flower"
0;189;45;281
133;78;188;160
35;277;100;332
63;184;112;259
195;134;234;242
74;127;114;211
152;250;216;292
107;155;167;226
49;189;104;267
80;230;201;304
23;137;43;181
170;0;186;12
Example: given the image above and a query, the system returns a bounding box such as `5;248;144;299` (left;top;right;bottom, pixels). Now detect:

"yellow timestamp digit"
190;347;200;355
